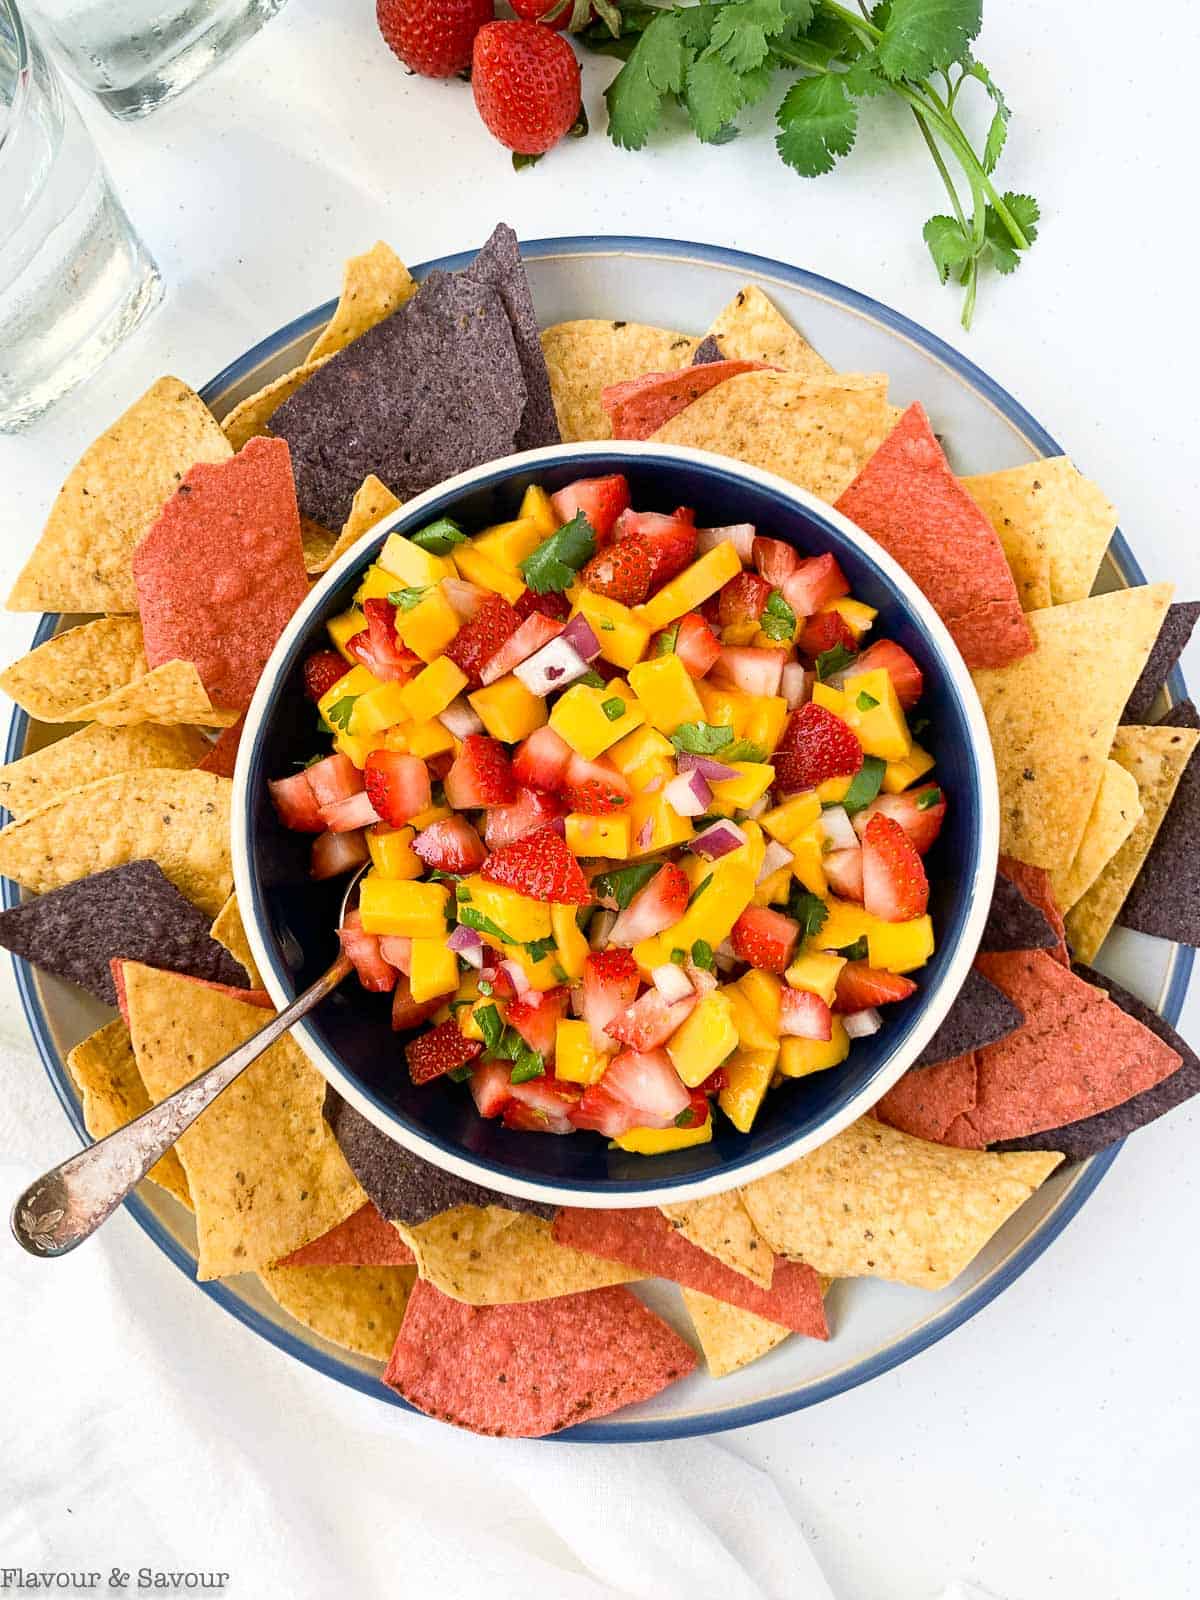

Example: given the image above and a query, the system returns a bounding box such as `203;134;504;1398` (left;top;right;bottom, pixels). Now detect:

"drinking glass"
0;0;162;432
20;0;291;120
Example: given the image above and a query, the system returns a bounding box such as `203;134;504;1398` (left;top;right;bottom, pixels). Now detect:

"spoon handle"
10;953;352;1259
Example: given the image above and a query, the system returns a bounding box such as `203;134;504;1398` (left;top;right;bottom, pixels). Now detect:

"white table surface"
2;2;1199;1596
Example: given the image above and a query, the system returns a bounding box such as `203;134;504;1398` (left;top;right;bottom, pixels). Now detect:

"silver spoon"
10;863;367;1259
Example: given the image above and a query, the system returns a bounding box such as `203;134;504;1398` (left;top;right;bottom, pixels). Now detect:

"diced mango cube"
519;483;558;538
409;938;459;1003
738;967;783;1026
811;897;877;953
318;663;379;724
761;793;822;844
816;774;854;805
468;676;547;743
608;725;675;787
721;620;760;647
627;654;706;734
753;866;792;906
458;876;551;943
883;743;936;794
473;516;542;572
379;532;457;588
709;761;775;814
452;543;526;603
784;951;846;1005
404;718;456;759
347;680;411;738
695;680;746;734
549;681;643;759
626;790;696;858
568;590;650;671
565;812;632;859
725;971;780;1050
394;586;460;663
812;681;848;717
634;823;764;971
789;830;827;895
867;914;934;973
407;803;451;830
668;991;738;1087
822;596;877;636
719;1047;779;1133
550;902;589;980
367;825;423;880
334;729;388;769
554;1018;610;1085
778;1020;850;1077
613;1118;714;1154
355;563;402;606
494;940;562;992
634;543;743;631
359;876;449;938
744;696;788;755
842;668;911;761
399;655;468;724
328;607;367;661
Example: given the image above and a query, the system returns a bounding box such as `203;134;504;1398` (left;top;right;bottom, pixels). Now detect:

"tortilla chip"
602;359;771;441
835;403;1034;670
306;241;416;364
875;1053;979;1144
1066;721;1200;962
912;966;1023;1068
996;855;1069;964
66;1018;191;1207
7;378;231;614
653;370;893;504
691;335;725;365
540;319;699;442
962;477;1051;610
307;474;402;577
1051;759;1142;910
0;617;237;729
1122;601;1200;724
0;724;210;820
961;457;1117;608
972;584;1172;868
383;1280;696;1437
402;1206;642;1304
1118;700;1200;945
260;1263;414;1361
219;357;331;452
0;769;232;917
980;867;1059;955
195;718;242;777
660;1189;774;1288
681;1289;791;1378
704;285;832;379
124;963;364;1277
209;892;262;987
275;1202;415;1267
552;1207;827;1337
464;223;560;451
739;1117;1062;1290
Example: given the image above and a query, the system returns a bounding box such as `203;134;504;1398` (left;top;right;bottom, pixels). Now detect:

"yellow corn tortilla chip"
961;457;1118;607
1051;759;1142;910
680;1288;791;1378
219;357;330;452
401;1205;643;1304
0;723;210;820
7;377;231;614
740;1117;1063;1290
124;962;365;1278
210;892;263;987
540;319;699;442
0;617;238;728
308;475;403;576
962;474;1053;611
1066;721;1200;962
661;1189;774;1289
66;1018;191;1208
705;284;833;380
652;371;893;504
260;1263;414;1361
0;769;233;917
972;584;1172;868
306;242;417;364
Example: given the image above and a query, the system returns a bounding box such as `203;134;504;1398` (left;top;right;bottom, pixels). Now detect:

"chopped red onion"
664;769;712;818
782;662;811;710
756;839;795;883
690;819;747;859
560;614;602;662
588;908;617;950
438;697;484;739
697;523;755;562
636;817;654;850
498;958;531;995
652;963;694;1003
745;794;770;819
819;804;858;852
713;939;738;972
676;752;739;782
513;636;589;697
842;1007;882;1039
442;578;485;620
447;925;483;954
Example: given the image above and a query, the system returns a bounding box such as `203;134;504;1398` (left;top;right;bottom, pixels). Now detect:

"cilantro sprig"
585;0;1037;328
519;511;596;594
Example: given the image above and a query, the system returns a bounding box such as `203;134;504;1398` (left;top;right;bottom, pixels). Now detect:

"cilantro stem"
911;108;968;234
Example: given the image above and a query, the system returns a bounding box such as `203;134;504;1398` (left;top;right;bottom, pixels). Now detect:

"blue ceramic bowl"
233;442;998;1208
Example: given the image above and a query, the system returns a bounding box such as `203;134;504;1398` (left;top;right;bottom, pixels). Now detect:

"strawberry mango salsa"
270;474;946;1152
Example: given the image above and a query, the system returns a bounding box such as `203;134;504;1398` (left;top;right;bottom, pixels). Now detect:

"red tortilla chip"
835;403;1034;670
197;718;243;778
275;1201;414;1267
998;854;1069;966
552;1207;828;1337
601;359;771;441
111;959;272;1027
383;1280;696;1437
132;436;309;713
874;1052;980;1144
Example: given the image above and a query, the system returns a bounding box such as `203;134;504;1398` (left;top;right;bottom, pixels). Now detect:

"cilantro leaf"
916;784;944;811
841;755;887;813
591;860;661;909
601;696;626;721
776;73;858;178
816;642;857;680
962;57;1009;174
509;1050;545;1085
577;669;606;688
388;586;430;612
684;54;746;142
787;887;828;938
605;10;693;151
674;1107;698;1127
447;1064;476;1083
836;936;869;961
410;518;468;555
324;694;358;731
459;905;513;944
670;721;735;756
856;690;880;711
923;214;974;284
707;0;788;74
655;622;680;656
875;0;982;82
760;589;796;642
720;739;768;762
687;872;713;908
691;939;715;971
519;512;596;594
524;935;557;963
475;1003;505;1054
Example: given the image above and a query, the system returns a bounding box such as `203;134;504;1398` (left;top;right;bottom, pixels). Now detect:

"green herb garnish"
687;872;713;908
509;1051;546;1085
387;586;430;612
841;755;887;814
601;696;626;721
410;517;468;555
674;1107;697;1128
837;936;870;961
670;721;734;756
551;962;569;983
856;690;880;711
447;1064;476;1083
720;739;768;763
787;887;829;939
591;860;661;909
577;670;606;688
691;939;715;971
670;947;687;965
524;935;557;963
760;589;797;642
475;1003;505;1054
459;905;513;944
323;695;359;732
655;622;680;655
519;510;596;594
816;642;856;681
916;785;944;811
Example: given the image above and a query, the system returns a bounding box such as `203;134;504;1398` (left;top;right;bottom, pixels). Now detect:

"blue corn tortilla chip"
272;269;526;530
913;966;1024;1068
0;860;248;1006
1121;603;1200;723
992;964;1200;1160
691;335;726;366
464;223;560;452
1118;699;1200;946
979;870;1059;953
324;1090;554;1224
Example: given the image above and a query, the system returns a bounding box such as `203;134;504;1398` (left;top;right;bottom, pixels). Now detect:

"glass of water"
0;1;162;432
20;0;290;120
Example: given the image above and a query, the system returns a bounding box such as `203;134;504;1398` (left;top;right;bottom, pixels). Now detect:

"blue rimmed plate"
5;236;1190;1441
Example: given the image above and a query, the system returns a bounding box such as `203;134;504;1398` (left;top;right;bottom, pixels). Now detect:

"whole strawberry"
472;20;582;159
377;0;493;78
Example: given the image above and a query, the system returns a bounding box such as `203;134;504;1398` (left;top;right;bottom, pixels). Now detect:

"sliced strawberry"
478;611;563;686
672;612;722;677
851;638;924;710
861;812;929;922
481;824;591;904
797;609;859;665
310;828;369;878
469;1060;513;1118
502;1073;582;1134
717;571;772;627
823;846;864;902
613;507;697;589
349;602;424;683
779;986;833;1040
406;1019;483;1085
483;785;565;851
572;1047;690;1133
609;862;690;945
781;553;850;618
391;974;447;1032
363;750;431;827
752;536;798;587
551;474;630;543
443;593;521;688
512;725;572;793
578;539;653;605
270;771;326;833
319;790;381;833
773;702;863;796
505;986;569;1057
444;734;516;809
412;815;486;874
479;962;518;1000
581;949;640;1050
834;960;917;1011
339;909;397;994
515;588;570;623
303;649;350;702
730;905;799;972
305;753;363;808
854;784;945;854
605;987;696;1051
562;751;631;814
709;644;787;699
